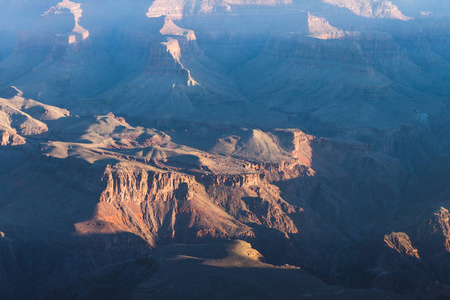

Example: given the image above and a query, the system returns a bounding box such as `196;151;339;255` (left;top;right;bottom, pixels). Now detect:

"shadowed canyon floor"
50;240;401;299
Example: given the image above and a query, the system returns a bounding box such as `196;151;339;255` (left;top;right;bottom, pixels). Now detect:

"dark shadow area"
47;240;401;300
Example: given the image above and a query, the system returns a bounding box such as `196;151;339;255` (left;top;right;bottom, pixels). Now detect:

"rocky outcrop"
418;207;450;253
384;232;420;259
0;87;70;121
162;38;198;86
160;18;197;41
0;130;26;146
198;172;262;188
43;0;90;44
307;13;350;40
146;0;185;20
343;232;428;293
0;87;70;146
415;207;450;284
260;32;368;65
89;164;254;245
0;105;47;144
323;0;411;20
146;0;292;21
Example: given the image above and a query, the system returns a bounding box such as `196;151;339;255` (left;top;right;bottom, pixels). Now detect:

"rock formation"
323;0;411;20
307;13;348;40
43;0;90;44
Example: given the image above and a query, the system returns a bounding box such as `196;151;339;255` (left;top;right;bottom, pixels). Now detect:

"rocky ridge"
323;0;411;20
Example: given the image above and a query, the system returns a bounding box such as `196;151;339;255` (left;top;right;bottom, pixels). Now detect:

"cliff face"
415;207;450;284
92;164;254;245
91;156;319;248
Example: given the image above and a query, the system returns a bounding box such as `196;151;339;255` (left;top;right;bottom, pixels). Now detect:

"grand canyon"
0;0;450;299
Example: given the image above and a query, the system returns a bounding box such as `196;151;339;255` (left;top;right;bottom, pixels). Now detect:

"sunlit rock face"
43;0;90;44
384;232;420;259
323;0;411;20
0;0;450;299
307;13;349;40
146;0;293;21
